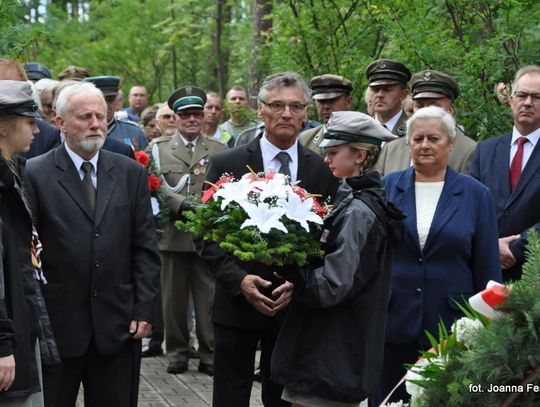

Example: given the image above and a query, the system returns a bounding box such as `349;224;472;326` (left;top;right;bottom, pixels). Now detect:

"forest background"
1;0;539;139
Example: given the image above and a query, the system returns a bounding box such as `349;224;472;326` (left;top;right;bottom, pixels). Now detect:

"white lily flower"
251;177;291;202
282;192;323;231
214;178;253;210
240;202;288;234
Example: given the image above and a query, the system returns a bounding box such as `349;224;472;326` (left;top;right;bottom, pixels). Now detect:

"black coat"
199;136;340;330
0;158;55;400
271;172;404;403
26;146;160;357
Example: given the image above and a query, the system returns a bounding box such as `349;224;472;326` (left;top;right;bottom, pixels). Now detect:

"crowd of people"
0;55;539;407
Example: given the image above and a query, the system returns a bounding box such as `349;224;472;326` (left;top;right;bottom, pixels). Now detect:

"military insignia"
423;71;432;81
200;166;206;175
198;158;209;166
320;229;330;243
186;86;192;95
314;133;321;143
194;168;201;176
397;124;407;137
378;62;386;69
130;136;139;147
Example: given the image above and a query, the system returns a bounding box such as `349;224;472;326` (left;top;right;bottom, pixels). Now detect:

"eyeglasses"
177;110;204;119
158;114;176;120
259;100;308;114
512;92;540;103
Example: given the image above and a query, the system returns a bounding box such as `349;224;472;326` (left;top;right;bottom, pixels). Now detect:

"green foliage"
409;230;540;407
3;0;540;138
177;196;324;266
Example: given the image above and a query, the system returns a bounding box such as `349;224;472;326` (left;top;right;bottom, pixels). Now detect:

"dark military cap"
411;70;460;101
168;86;206;112
365;59;411;86
83;76;120;97
0;80;42;118
58;65;90;81
24;62;52;81
320;111;396;148
310;74;353;100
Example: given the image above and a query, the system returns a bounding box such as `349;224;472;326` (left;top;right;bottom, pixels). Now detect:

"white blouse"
415;181;444;249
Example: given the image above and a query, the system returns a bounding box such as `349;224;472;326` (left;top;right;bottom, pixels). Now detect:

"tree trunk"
214;0;230;98
248;0;272;108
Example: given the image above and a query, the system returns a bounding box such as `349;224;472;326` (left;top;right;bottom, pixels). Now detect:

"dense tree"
2;0;539;137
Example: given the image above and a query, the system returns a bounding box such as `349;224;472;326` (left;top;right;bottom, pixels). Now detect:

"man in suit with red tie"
470;65;540;281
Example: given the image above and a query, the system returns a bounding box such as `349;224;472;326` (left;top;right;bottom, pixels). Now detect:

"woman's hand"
0;355;15;391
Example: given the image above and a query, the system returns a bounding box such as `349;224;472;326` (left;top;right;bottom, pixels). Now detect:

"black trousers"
213;322;290;407
44;339;141;407
370;343;422;406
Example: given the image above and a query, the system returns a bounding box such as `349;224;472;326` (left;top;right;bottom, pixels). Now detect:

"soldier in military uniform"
376;70;476;175
150;86;227;376
84;76;148;150
299;74;353;156
365;59;411;138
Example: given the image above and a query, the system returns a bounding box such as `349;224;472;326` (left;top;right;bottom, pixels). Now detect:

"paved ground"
77;351;263;406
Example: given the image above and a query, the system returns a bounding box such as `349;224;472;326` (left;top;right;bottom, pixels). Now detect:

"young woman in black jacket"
271;111;404;407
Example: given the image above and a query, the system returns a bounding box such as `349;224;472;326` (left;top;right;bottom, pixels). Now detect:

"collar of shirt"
509;126;540;169
260;132;298;182
179;134;199;147
64;142;99;185
374;109;402;132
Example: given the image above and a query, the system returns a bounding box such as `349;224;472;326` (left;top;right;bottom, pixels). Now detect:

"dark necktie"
186;142;194;159
81;161;96;212
509;137;528;190
275;151;291;178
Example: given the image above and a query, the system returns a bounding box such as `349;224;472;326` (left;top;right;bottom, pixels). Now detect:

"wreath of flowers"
382;231;540;407
134;150;169;240
176;168;329;266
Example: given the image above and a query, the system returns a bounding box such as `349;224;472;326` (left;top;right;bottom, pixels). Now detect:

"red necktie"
509;137;529;190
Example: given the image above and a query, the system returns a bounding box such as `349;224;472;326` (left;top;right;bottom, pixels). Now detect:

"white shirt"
179;135;199;152
415;181;444;250
259;133;299;183
64;142;99;188
375;109;402;132
509;126;540;170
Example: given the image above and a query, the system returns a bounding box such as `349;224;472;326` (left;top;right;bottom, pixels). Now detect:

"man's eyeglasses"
177;110;204;119
259;100;308;114
158;114;176;120
512;92;540;103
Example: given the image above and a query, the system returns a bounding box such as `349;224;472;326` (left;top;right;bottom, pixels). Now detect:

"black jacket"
271;172;404;403
198;136;339;330
0;157;59;400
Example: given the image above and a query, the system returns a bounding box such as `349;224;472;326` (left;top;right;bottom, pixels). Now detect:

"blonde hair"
348;142;381;174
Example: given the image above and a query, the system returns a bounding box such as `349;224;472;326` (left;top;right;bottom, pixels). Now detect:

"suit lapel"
245;137;265;174
297;143;313;188
94;152;116;227
423;168;461;251
493;134;512;205
507;136;540;208
171;133;192;167
394;169;422;253
56;146;95;222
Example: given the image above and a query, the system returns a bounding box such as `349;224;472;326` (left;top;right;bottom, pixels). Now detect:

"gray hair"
406;106;456;141
55;82;106;118
511;65;540;94
34;78;59;96
258;72;312;104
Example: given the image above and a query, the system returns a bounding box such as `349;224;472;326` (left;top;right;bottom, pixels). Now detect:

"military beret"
0;80;41;118
24;62;51;81
411;70;460;101
310;74;353;100
83;76;120;96
320;111;396;148
365;59;411;86
168;86;206;112
58;65;90;81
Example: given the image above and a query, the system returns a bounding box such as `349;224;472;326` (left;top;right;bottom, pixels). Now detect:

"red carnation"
135;151;150;168
148;175;161;192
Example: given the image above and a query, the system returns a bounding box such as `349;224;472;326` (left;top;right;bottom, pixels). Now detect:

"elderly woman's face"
409;118;453;171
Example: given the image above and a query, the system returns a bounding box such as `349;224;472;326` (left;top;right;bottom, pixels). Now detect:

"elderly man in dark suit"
200;72;339;407
25;81;160;407
470;65;540;282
